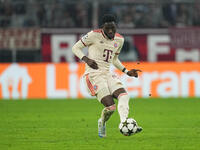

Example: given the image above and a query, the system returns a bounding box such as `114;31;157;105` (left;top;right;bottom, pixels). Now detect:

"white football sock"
117;93;130;122
101;105;115;125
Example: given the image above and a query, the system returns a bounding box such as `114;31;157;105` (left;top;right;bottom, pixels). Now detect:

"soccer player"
72;14;142;137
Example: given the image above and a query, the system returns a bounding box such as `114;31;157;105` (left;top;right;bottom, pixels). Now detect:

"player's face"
103;22;116;39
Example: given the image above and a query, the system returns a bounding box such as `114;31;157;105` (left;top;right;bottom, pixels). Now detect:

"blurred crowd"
0;0;200;28
100;1;200;28
0;0;92;28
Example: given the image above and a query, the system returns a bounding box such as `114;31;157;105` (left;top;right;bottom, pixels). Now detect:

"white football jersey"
81;29;124;73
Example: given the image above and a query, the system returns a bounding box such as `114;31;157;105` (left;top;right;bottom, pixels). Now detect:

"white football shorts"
83;72;124;102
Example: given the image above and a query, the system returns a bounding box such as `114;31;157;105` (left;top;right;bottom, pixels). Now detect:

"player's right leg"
83;73;115;137
98;94;116;138
100;95;116;125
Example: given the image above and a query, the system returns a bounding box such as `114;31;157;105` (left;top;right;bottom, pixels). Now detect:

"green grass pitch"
0;98;199;150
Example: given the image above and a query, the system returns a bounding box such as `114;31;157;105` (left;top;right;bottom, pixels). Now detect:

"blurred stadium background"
0;0;200;150
0;0;200;99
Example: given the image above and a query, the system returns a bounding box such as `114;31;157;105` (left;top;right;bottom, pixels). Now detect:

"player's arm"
112;39;141;77
113;54;141;77
72;32;98;69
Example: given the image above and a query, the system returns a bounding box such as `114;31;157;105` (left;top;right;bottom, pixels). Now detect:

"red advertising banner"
169;27;200;48
42;33;200;62
133;34;200;62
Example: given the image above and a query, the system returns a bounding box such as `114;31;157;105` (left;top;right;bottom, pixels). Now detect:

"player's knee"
101;95;115;107
113;88;127;99
107;104;116;111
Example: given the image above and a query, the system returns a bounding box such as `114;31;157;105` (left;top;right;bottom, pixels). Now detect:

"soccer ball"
119;118;138;136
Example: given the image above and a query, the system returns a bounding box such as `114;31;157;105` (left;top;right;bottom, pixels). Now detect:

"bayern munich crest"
93;85;98;90
114;42;118;48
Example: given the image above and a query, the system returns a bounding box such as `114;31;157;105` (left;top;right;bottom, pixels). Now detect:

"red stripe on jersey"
81;39;86;47
93;29;101;33
115;33;123;38
86;74;96;96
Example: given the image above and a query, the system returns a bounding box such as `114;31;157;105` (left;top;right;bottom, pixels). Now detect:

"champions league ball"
119;118;138;136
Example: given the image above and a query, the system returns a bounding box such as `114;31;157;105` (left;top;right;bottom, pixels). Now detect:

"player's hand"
127;69;142;78
87;59;98;69
82;56;98;69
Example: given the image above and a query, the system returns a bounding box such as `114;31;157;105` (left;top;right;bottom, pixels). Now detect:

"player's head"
102;14;117;39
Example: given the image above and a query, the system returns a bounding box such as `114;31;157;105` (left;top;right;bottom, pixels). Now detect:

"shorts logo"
93;85;98;90
114;42;118;48
100;41;104;44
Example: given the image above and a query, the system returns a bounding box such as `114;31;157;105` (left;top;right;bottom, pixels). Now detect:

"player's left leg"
106;74;130;122
113;88;129;122
113;88;143;133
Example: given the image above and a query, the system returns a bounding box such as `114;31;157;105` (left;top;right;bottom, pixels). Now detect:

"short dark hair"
102;14;116;24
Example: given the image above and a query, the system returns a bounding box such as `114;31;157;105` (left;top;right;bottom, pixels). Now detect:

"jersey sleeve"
80;31;95;47
115;38;124;55
72;31;94;60
112;38;125;72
